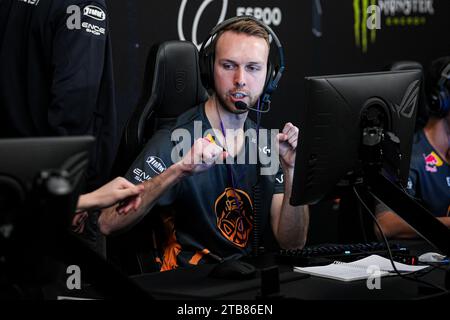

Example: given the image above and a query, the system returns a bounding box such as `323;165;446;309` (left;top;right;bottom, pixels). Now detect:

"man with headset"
99;16;309;271
376;57;450;239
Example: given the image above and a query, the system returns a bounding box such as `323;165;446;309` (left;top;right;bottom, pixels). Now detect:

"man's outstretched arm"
98;138;226;235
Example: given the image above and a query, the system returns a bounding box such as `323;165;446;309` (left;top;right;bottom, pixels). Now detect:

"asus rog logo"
390;80;420;119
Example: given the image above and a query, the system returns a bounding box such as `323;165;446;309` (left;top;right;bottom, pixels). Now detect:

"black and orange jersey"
125;104;284;271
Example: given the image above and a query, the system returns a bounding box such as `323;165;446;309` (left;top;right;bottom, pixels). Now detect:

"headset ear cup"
199;48;211;91
441;87;450;116
264;62;274;94
207;51;215;91
428;89;443;117
429;88;450;118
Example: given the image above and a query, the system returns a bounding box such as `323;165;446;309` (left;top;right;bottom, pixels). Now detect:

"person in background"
0;0;118;252
375;57;450;238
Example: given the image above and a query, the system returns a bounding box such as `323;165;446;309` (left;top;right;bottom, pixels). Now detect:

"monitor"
290;70;450;256
0;136;94;291
0;136;94;221
290;70;421;206
0;136;152;299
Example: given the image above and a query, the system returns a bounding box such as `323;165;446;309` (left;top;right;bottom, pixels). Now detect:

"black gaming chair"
111;40;208;177
108;41;208;275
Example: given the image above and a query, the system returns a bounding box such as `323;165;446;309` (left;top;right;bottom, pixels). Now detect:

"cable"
252;98;263;256
353;186;448;294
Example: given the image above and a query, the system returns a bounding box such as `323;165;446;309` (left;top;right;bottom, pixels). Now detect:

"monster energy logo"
354;0;379;53
354;0;435;53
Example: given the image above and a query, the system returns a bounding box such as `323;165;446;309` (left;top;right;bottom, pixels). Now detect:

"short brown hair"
212;18;270;51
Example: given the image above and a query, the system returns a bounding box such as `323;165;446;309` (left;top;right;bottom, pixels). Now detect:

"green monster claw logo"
354;0;378;53
354;0;434;54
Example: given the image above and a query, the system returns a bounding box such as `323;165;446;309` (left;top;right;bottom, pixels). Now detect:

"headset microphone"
234;101;248;110
234;100;271;113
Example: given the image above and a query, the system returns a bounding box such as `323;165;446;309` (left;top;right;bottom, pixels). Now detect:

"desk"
131;240;450;300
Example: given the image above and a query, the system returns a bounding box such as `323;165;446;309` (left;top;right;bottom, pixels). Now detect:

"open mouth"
230;92;248;100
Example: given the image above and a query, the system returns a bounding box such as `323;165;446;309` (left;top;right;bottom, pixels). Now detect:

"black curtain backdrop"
107;0;450;244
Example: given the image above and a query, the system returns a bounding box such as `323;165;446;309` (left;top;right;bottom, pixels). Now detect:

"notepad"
293;254;429;282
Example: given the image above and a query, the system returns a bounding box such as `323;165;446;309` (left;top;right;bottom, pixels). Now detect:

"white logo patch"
81;22;105;36
407;178;413;190
83;5;106;21
447;177;450;187
18;0;40;6
276;174;284;184
133;168;151;183
146;156;167;174
260;146;271;155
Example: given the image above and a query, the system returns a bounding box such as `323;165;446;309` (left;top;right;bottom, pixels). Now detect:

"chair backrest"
107;41;208;275
111;40;208;177
388;60;429;130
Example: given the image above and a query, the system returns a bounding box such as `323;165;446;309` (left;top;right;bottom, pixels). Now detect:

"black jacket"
0;0;118;191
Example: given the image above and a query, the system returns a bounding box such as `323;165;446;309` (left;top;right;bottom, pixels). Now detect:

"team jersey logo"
407;178;413;190
423;151;443;173
146;156;167;174
17;0;40;6
214;188;253;248
83;5;106;21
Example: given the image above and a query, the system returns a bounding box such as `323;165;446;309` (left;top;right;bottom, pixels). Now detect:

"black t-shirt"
125;104;284;270
0;0;117;191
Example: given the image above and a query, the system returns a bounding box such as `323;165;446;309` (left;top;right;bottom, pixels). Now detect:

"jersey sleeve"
50;1;111;136
51;1;117;189
273;165;285;194
124;128;179;206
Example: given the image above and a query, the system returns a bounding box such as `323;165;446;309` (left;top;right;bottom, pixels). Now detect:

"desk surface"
131;240;450;300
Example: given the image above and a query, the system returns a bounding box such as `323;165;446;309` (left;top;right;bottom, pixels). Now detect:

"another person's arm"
374;166;450;239
76;177;144;213
270;123;309;249
375;205;450;239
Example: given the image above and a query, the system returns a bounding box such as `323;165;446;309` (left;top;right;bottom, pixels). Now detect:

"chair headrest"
389;61;424;72
146;40;208;118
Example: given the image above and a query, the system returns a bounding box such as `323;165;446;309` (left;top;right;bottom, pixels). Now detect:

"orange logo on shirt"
214;188;253;248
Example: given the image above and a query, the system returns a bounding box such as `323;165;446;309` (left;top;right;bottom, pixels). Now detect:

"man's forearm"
376;212;450;240
437;217;450;228
276;169;309;249
98;163;188;235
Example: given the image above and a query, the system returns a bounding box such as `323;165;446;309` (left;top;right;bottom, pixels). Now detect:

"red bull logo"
424;151;443;173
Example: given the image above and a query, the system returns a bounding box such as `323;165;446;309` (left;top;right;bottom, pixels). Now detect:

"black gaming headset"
429;61;450;118
199;15;285;113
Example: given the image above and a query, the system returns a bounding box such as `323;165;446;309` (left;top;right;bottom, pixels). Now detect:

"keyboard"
278;242;410;265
